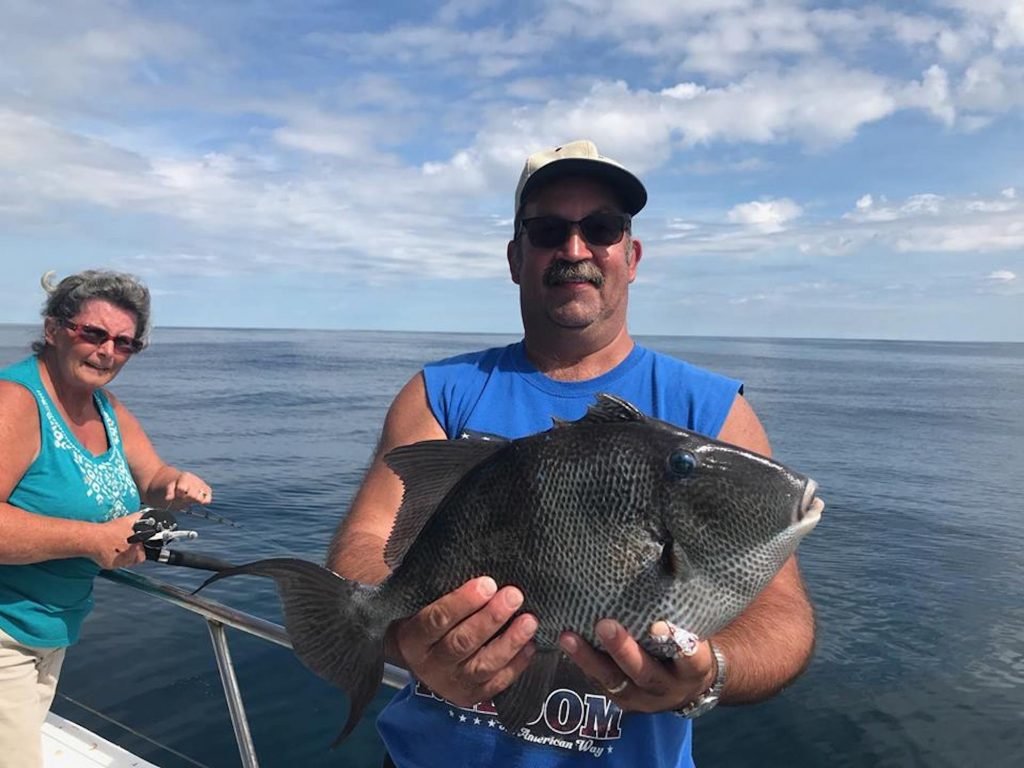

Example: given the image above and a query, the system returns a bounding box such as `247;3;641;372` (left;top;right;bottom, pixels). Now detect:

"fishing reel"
126;506;235;572
129;506;199;561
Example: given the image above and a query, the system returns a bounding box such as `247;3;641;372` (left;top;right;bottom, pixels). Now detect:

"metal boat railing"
98;568;410;768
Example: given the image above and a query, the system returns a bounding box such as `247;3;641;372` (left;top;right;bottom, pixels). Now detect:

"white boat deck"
42;712;160;768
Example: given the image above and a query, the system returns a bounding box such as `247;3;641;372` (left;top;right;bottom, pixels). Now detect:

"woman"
0;270;213;768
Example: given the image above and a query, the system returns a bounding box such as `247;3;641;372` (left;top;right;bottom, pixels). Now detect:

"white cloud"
840;190;1024;253
978;268;1022;296
662;220;700;241
309;21;543;79
428;63;909;192
0;106;510;281
942;0;1024;49
727;199;803;233
986;270;1017;282
0;1;204;112
845;191;1019;222
900;65;956;125
956;56;1024;113
273;120;377;159
652;187;1024;264
729;293;769;305
676;5;822;76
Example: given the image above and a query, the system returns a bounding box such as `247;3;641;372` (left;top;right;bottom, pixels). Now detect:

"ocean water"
1;326;1022;768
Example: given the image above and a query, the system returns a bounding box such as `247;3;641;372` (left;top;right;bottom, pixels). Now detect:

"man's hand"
559;619;716;712
390;576;539;707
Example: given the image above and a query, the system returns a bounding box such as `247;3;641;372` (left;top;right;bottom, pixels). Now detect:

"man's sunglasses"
519;213;630;249
61;320;144;355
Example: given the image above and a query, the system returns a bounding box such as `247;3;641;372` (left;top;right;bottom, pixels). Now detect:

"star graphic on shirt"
459;714;468;723
473;717;481;725
448;709;455;718
487;719;497;728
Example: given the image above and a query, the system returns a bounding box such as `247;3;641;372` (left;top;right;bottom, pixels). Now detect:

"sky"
0;0;1021;341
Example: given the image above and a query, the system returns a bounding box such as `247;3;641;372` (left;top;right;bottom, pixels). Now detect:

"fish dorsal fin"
573;393;646;425
382;437;507;569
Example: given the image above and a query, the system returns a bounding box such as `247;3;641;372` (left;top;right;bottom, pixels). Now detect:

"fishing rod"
129;506;238;572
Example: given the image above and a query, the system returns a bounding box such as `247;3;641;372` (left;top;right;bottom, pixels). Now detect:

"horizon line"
0;322;1020;346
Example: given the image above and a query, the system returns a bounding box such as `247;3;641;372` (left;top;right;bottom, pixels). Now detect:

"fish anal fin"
493;649;561;732
383;438;506;569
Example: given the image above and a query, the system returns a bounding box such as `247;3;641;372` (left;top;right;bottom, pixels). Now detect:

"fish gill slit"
659;535;679;577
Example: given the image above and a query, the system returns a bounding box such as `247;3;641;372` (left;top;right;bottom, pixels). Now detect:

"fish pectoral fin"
197;557;385;744
383;438;507;569
493;649;561;732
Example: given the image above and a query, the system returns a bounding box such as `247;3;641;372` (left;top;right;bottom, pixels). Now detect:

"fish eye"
667;450;698;478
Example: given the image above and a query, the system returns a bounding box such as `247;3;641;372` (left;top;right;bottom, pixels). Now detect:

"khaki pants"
0;628;65;768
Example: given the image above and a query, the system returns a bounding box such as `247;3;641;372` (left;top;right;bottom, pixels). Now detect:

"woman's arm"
110;392;213;508
0;381;145;568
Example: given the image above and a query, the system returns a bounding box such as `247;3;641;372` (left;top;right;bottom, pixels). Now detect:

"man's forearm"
712;558;816;705
327;528;390;584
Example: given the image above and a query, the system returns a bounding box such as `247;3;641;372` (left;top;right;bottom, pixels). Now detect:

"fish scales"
383;426;669;646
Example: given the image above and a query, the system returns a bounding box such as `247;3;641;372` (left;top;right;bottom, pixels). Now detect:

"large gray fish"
197;394;823;743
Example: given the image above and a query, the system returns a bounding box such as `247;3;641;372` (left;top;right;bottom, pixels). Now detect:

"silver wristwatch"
675;641;727;719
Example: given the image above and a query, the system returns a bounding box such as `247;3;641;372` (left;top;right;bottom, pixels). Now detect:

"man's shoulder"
425;342;517;374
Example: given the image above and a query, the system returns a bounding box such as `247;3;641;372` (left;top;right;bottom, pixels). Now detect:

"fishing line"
142;502;332;571
54;692;212;768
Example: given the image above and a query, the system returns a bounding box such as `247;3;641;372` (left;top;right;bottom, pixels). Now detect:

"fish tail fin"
196;557;388;743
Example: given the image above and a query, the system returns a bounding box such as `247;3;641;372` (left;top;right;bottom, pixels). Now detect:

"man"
329;140;815;766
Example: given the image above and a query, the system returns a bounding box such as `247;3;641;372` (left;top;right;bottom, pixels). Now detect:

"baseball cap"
514;139;647;223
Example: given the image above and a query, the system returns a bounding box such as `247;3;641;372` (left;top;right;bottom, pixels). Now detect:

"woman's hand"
88;513;147;570
160;470;213;507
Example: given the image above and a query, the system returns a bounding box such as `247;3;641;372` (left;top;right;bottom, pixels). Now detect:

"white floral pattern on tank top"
35;388;135;519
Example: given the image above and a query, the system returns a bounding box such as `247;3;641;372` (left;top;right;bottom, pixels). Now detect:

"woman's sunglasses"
519;213;630;249
61;320;144;355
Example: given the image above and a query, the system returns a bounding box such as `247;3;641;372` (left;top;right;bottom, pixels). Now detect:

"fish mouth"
793;479;824;534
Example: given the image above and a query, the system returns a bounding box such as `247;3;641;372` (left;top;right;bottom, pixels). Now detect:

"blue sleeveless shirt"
377;341;742;767
0;355;141;648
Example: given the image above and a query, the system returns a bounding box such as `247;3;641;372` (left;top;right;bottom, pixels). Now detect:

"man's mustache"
543;260;605;288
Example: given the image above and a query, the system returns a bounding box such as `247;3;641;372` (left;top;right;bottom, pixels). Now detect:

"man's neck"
522;327;635;382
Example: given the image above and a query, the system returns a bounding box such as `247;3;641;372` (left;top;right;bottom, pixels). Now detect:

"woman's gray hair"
33;270;152;354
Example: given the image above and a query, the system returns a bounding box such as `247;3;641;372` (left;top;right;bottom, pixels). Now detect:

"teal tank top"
0;355;141;647
377;341;742;767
